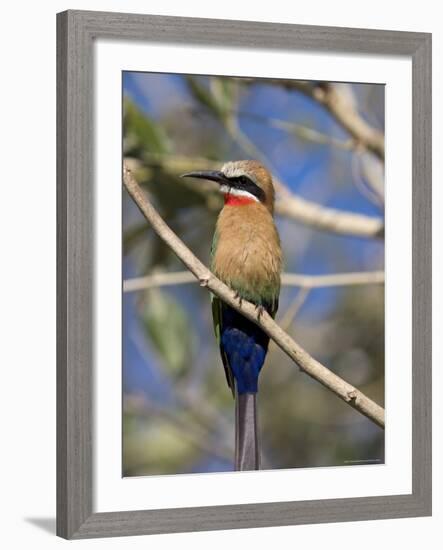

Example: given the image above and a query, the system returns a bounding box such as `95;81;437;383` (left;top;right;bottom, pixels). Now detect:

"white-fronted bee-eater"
182;160;282;471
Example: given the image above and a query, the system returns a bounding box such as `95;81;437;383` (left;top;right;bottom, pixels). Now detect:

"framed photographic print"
57;10;432;539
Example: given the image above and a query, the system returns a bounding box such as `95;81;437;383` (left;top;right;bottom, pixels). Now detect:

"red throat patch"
224;194;256;206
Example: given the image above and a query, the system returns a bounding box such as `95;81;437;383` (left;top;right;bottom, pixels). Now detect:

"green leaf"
210;77;237;117
123;98;170;155
185;76;225;120
141;288;195;378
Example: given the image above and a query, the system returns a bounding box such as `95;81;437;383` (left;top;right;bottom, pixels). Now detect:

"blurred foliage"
124;97;170;155
141;288;196;379
122;73;385;476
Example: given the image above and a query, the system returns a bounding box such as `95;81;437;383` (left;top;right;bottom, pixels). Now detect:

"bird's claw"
255;304;265;320
234;290;243;307
199;277;210;287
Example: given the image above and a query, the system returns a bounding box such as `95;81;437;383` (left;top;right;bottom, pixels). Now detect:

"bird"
182;160;282;471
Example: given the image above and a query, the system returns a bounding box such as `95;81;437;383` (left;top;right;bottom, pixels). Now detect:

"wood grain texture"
57;11;93;539
56;9;432;539
411;34;432;512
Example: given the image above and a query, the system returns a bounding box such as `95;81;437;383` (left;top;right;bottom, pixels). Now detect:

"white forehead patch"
221;162;258;185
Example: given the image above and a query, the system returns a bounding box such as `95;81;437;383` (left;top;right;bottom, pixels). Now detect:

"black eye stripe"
228;175;266;203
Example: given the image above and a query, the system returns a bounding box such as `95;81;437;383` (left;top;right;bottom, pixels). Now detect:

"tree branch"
282;270;384;288
275;193;384;238
123;270;384;293
123;164;385;429
242;79;385;161
124;271;196;292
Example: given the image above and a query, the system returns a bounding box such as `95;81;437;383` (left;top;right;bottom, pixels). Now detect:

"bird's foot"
199;276;210;288
234;290;243;307
255;304;265;320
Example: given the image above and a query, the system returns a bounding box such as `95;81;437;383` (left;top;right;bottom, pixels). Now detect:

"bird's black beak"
181;170;229;186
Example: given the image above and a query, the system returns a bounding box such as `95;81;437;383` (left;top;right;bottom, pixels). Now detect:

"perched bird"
182;160;282;471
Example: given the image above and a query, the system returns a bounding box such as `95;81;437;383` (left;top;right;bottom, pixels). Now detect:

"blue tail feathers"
220;305;269;394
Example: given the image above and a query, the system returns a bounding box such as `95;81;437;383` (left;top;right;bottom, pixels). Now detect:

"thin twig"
360;153;385;205
268;288;310;355
279;288;311;331
123;164;385;429
351;152;385;208
235;110;355;151
123;270;384;293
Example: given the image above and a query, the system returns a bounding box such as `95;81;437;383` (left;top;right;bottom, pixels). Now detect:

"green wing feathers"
211;294;235;396
210;231;235;394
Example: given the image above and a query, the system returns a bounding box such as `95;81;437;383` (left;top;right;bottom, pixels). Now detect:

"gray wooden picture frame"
56;9;432;539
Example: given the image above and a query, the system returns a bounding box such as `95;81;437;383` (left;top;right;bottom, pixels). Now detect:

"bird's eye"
239;176;249;185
